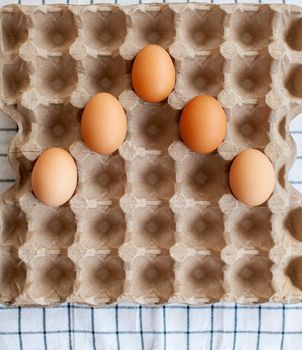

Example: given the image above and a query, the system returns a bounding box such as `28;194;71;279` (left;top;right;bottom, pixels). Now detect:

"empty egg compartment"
283;10;302;52
20;103;81;151
120;5;175;60
0;246;26;304
230;50;272;99
264;107;297;194
0;201;27;247
178;152;229;205
228;102;271;150
178;6;226;53
127;154;175;201
126;101;179;152
71;204;125;252
174;255;225;302
30;54;77;102
226;255;274;302
6;151;34;193
123;204;175;250
285;257;302;294
124;254;174;303
280;206;302;244
30;8;77;54
172;52;225;105
175;206;225;253
76;55;130;99
72;145;126;201
276;108;298;144
269;197;300;245
230;5;274;51
79;7;127;55
1;57;30;105
274;154;298;194
25;254;75;304
6;104;36;151
19;202;76;252
1;8;29;53
72;254;125;304
225;206;273;251
284;62;302;100
256;108;293;190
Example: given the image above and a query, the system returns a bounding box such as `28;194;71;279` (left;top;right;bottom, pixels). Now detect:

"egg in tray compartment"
0;3;302;305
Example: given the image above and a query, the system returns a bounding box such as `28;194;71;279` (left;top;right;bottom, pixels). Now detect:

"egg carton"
0;3;302;306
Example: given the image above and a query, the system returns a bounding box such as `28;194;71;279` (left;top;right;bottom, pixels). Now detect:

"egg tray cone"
0;3;302;306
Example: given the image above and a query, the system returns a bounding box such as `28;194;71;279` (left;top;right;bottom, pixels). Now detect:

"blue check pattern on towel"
1;303;302;350
1;0;302;349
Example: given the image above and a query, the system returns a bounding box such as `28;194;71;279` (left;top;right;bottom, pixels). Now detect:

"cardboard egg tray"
0;3;302;306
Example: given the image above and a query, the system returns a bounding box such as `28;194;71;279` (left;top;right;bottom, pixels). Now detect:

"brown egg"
179;95;227;154
31;147;77;207
131;44;175;103
229;149;275;206
81;92;127;154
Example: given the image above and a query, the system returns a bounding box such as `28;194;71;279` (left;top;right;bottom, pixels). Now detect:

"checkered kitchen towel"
1;0;302;349
0;303;302;350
